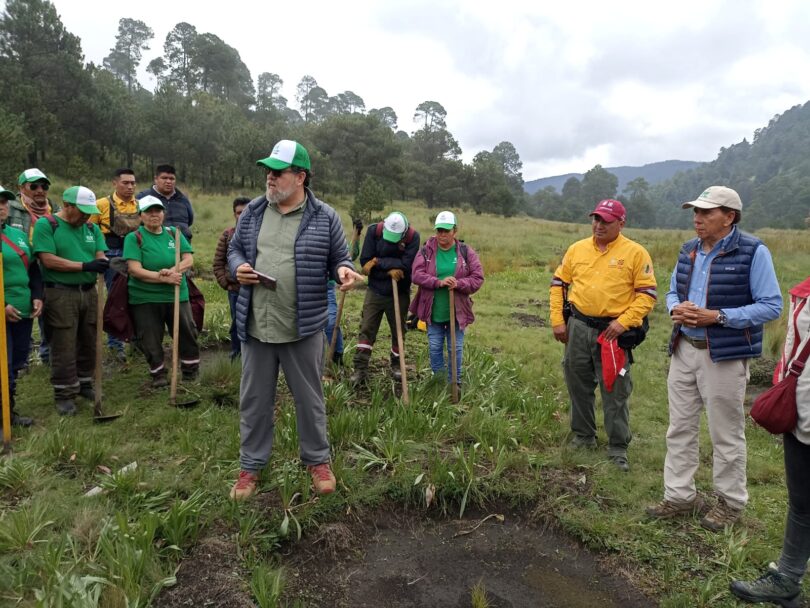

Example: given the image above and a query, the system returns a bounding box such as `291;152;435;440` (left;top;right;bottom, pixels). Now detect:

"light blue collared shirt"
665;226;782;339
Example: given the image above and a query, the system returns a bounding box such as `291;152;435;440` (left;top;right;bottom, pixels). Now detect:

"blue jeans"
6;319;33;398
104;248;125;351
324;284;343;355
427;321;464;384
228;289;241;360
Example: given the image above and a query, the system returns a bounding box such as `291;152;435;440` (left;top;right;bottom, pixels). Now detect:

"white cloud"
49;0;810;179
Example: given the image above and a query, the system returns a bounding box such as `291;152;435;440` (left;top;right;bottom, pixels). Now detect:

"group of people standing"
550;186;809;606
3;139;807;606
0;164;199;425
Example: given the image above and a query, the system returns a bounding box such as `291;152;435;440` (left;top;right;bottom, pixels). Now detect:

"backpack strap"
107;193;116;230
1;232;28;270
45;214;58;233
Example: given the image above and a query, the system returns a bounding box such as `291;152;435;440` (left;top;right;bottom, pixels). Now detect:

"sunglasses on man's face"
265;168;299;179
28;183;49;191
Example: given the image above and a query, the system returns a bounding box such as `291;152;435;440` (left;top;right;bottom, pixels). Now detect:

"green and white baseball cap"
138;195;165;213
382;211;409;243
0;185;16;200
434;210;456;230
63;186;100;214
18;168;50;185
256;140;311;171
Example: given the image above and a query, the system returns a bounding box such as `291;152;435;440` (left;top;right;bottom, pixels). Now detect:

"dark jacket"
227;189;353;342
136;187;194;240
213;227;238;291
669;229;764;361
410;237;484;329
359;223;420;297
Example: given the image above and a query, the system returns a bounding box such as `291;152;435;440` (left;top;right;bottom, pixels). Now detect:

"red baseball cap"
589;199;626;222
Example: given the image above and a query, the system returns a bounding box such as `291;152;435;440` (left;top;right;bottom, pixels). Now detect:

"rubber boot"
151;369;169;389
390;352;402;382
350;349;370;386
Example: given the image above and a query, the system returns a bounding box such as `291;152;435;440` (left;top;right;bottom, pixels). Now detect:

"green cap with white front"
18;168;50;185
257;140;311;171
0;185;16;200
63;186;101;214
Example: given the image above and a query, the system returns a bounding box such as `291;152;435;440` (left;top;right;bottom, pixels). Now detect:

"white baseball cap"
434;211;456;230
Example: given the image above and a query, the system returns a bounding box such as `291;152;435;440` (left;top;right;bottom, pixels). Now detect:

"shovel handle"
169;228;181;406
326;290;346;364
0;251;11;449
449;289;458;403
391;277;409;405
94;273;105;417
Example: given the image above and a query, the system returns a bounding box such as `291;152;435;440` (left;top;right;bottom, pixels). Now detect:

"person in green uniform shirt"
0;186;43;427
32;186;108;416
410;211;484;389
123;196;198;387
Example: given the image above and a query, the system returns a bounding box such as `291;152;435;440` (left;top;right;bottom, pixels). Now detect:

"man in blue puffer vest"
227;140;364;501
646;186;782;531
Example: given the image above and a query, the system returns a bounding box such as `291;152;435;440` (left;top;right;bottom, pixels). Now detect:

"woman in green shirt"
0;187;43;427
123;196;198;387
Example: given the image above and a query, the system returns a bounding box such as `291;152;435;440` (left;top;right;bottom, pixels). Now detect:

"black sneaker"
11;412;34;427
730;563;801;608
78;385;95;401
609;455;630;472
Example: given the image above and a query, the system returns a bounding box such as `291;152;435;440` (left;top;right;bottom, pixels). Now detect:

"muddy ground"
155;504;654;608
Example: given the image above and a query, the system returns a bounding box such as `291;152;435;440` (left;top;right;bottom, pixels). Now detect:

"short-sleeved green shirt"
32;215;107;285
431;247;458;323
123;226;193;304
2;224;34;317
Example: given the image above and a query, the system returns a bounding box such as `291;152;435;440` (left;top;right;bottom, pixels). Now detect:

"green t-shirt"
431;246;458;323
32;215;107;285
2;224;34;317
123;226;193;305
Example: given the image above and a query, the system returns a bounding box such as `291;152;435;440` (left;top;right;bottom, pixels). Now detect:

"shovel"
93;273;122;423
449;289;459;404
168;229;200;409
1;253;12;452
391;276;409;405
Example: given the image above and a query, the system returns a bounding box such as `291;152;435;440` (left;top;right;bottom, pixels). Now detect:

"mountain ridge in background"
524;160;703;195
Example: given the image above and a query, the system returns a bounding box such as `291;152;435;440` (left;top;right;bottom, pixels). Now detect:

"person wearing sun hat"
646;185;782;531
410;211;484;392
350;210;420;385
32;186;109;416
227;139;364;501
0;185;43;428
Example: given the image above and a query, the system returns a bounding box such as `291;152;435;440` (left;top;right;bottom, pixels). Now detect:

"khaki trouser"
563;316;633;457
664;340;749;510
43;285;97;400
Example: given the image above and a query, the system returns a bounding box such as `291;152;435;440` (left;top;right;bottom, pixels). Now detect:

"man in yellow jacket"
549;199;657;472
90;168;140;361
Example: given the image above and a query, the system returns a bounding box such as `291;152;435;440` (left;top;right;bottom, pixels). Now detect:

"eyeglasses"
28;183;49;191
265;168;299;179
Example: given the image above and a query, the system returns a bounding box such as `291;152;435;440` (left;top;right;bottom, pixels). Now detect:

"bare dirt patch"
282;505;654;608
511;312;546;328
153;531;254;608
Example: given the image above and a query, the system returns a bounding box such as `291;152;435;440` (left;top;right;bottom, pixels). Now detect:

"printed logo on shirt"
644;263;653;275
608;258;625;268
85;232;95;243
168;239;176;249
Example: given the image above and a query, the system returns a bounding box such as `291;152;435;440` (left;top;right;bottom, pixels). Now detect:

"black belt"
570;305;613;331
45;281;95;292
680;334;708;350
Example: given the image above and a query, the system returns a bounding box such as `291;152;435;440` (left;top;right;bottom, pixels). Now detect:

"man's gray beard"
266;185;295;204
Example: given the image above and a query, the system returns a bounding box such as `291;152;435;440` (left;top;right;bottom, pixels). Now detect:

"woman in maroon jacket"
410;211;484;389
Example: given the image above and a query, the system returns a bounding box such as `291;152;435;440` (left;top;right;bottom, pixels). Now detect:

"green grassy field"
2;188;809;607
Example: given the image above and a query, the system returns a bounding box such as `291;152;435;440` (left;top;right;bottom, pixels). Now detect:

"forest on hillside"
0;0;525;220
2;0;809;228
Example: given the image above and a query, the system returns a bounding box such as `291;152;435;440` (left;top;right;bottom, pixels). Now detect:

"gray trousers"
563;316;633;457
239;332;330;472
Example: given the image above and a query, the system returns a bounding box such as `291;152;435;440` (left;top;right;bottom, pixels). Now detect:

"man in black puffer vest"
646;186;782;532
351;211;420;385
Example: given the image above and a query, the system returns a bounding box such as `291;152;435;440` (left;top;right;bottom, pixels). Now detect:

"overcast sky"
50;0;810;181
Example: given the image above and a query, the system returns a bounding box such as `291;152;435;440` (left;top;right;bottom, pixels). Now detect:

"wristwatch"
716;310;728;326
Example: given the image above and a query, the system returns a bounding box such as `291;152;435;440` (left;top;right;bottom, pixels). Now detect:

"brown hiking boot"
229;470;259;501
700;496;742;532
308;463;336;495
645;496;706;519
